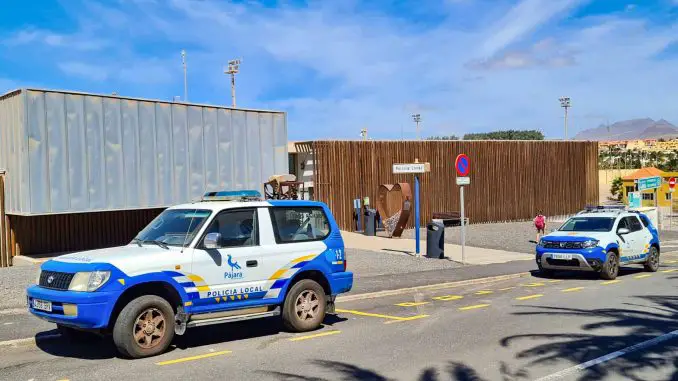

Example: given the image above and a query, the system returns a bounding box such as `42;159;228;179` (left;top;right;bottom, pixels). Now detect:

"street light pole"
224;59;241;107
412;113;421;140
559;97;571;140
181;50;187;102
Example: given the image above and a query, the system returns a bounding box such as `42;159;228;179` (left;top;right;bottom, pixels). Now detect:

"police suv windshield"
134;209;212;246
558;217;615;232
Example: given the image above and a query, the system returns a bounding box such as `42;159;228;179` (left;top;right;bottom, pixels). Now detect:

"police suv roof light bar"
202;190;262;201
578;205;626;215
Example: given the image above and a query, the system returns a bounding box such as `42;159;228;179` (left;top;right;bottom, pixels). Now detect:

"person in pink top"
534;210;546;242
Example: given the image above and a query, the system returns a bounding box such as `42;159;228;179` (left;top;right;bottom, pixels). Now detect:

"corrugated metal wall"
0;89;288;215
312;140;599;231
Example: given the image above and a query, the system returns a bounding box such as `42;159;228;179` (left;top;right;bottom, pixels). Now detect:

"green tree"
462;130;544;140
610;176;624;201
426;135;459;140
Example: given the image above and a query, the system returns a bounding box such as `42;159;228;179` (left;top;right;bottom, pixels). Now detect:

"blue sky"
1;0;677;140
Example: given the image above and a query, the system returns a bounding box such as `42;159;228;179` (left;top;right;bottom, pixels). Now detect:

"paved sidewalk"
342;231;534;265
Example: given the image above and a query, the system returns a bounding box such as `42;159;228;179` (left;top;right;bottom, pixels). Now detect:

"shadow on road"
530;266;646;281
259;294;678;380
35;314;347;360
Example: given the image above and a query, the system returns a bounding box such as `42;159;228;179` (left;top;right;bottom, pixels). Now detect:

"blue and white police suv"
27;191;353;358
536;206;661;280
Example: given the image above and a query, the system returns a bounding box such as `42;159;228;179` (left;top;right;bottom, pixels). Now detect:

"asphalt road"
2;258;678;380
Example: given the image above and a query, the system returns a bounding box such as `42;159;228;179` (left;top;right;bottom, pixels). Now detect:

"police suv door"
191;208;270;308
616;217;635;260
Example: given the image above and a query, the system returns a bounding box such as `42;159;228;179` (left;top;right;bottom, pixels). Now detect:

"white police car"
27;191;353;358
536;206;661;280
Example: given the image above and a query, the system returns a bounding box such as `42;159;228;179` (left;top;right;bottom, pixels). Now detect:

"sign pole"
460;184;465;264
415;175;420;256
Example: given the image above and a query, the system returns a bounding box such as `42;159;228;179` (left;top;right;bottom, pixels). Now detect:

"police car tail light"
68;271;111;292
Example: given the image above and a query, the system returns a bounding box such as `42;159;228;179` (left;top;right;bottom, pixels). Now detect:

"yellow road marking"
156;350;232;366
475;290;493;295
458;304;490;311
336;308;427;321
562;287;584;293
547;280;563;283
634;274;652;279
383;315;430;324
661;269;677;273
601;280;621;285
289;330;341;341
395;302;429;307
664;260;678;264
432;295;464;301
516;294;543;301
498;287;516;291
524;282;545;287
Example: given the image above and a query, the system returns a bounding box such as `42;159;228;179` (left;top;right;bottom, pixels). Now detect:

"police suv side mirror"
204;233;222;249
617;228;630;235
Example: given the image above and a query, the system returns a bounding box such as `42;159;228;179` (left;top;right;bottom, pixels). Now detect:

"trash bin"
426;221;445;259
364;209;377;236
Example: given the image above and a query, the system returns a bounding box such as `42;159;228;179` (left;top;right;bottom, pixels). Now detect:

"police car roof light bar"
202;190;262;201
578;205;626;215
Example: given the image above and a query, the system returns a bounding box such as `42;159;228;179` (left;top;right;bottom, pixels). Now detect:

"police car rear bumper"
536;248;606;271
329;272;353;295
26;285;117;329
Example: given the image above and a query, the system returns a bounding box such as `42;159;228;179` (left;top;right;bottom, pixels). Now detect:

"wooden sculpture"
376;183;412;238
264;174;304;200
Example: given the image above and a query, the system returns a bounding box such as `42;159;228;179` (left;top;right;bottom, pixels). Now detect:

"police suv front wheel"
282;279;326;332
112;295;175;359
644;246;660;272
600;251;619;280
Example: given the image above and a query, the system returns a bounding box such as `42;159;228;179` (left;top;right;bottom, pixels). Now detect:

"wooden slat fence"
312;140;599;232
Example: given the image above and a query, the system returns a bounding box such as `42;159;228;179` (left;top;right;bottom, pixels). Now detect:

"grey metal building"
0;88;288;262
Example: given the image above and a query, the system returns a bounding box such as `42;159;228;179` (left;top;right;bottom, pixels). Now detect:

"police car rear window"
270;207;330;243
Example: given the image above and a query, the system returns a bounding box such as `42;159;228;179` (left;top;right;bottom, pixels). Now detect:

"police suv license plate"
552;253;573;260
32;299;52;312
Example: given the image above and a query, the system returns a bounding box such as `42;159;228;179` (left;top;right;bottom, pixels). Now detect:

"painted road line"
601;280;621;285
661;269;677;273
336;308;427;322
395;302;429;307
336;272;530;303
383;315;430;325
156;350;232;366
535;329;678;381
432;295;464;301
547;280;563;283
475;290;493;295
498;287;516;291
634;274;652;279
516;294;544;301
562;287;584;293
664;259;678;264
458;304;490;311
525;282;545;286
289;330;341;341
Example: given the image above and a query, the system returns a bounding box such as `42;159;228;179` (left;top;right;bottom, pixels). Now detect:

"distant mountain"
573;118;678;141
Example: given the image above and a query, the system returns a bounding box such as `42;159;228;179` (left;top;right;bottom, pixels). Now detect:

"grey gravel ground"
0;265;38;310
346;248;459;278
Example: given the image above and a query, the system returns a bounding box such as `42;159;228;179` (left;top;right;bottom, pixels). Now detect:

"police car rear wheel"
112;295;175;358
600;251;619;280
644;246;660;272
283;279;326;332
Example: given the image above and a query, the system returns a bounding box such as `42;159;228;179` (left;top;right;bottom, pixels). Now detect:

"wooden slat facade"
6;209;164;257
312;140;599;231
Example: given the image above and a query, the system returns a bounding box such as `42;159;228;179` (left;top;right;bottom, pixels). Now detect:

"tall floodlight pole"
412;113;422;140
225;59;241;107
559;97;571;140
181;50;187;102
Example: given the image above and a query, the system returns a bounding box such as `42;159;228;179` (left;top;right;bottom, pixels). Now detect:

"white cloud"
477;0;589;58
58;62;109;81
